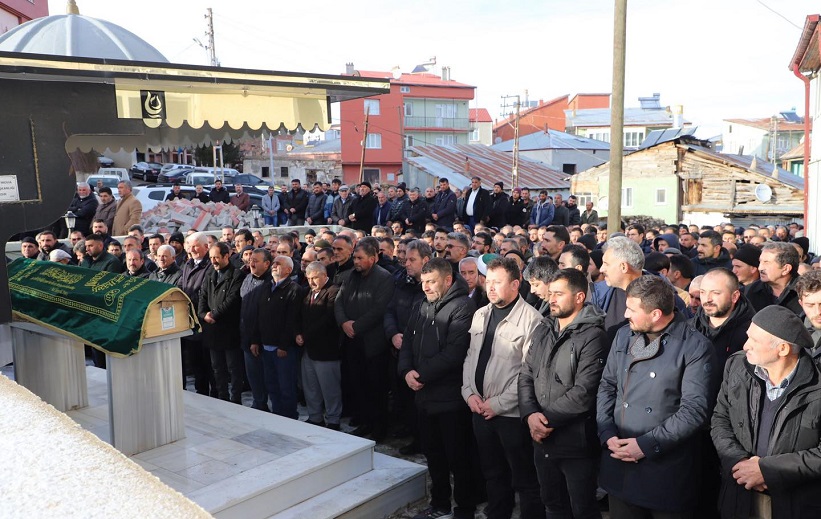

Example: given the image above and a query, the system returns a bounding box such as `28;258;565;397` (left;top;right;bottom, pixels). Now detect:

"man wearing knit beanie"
732;244;761;286
712;304;821;519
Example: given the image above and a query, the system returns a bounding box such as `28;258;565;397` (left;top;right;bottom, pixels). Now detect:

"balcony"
404;116;469;130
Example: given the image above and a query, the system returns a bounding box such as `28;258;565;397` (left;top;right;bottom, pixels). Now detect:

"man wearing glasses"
444;232;470;278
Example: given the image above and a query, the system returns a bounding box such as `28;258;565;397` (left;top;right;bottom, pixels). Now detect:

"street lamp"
249;204;262;228
63;211;77;233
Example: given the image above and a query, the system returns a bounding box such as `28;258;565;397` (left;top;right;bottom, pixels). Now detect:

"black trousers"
346;343;389;433
472;414;545;519
210;347;244;403
533;445;601;519
609;495;693;519
418;406;479;516
183;337;215;396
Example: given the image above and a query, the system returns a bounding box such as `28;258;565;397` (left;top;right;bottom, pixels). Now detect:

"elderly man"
66;182;98;236
248;255;304;418
711;305;821;519
372;190;392;227
296;261;341;429
598;275;718;518
199;242;246;404
20;237;39;259
348;182;377;232
149;245;181;285
178;232;214;395
335;237;395;439
112;181;142;236
444;232;470;277
594;236;645;341
462;258;545;519
460;257;488;308
330;184;353;225
262;185;280;227
743;242;803;317
124;249;150;278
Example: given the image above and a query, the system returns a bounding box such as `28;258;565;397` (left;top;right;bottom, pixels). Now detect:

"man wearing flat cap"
711;304;821;519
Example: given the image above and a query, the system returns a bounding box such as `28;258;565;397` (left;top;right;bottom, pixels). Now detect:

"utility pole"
608;0;627;233
501;94;521;188
205;8;219;67
358;108;370;183
771;115;779;163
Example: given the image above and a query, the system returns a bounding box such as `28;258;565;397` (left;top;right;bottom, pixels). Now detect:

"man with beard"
678;232;699;259
462;258;545;519
66;182;98;236
305;181;327;226
487;182;510;229
798;271;821;361
93;187;117;232
460;257;488;308
403;188;430;234
551;194;569;227
461;176;491;229
335;237;395;439
347;182;377;233
149;245;182;285
519;268;608;519
444;232;469;277
597;275;718;518
432;228;449;258
743;242;803;316
81;233;124;273
398;258;479;519
388;183;409;223
199;242;246;404
691;230;733;276
124;250;150;278
384;239;432;455
284;178;309;226
530;191;554;229
566;195;581;226
209;179;231;204
430;178;458;231
36;230;73;262
331;235;354;286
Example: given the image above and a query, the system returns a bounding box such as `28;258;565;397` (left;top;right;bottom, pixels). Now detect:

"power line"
755;0;802;30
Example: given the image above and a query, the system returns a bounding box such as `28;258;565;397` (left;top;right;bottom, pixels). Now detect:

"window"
562;164;576;175
655;188;667;205
400;86;410;93
589;131;610;143
624;131;645;147
470;127;480;141
404;102;413;117
366;133;382;149
435;135;455;146
574;193;594;208
364;99;380;116
621;187;633;208
280;166;289;177
435;104;456;118
277;141;287;151
404;135;414;148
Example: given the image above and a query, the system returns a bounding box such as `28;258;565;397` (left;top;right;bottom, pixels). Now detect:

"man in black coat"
296;261;342;429
711;305;821;519
504;187;530;228
284;179;309;226
67;182;98;236
551;194;570;227
304;181;328;226
334;237;395;439
398;258;479;519
209;179;231;204
403;188;430;234
384;239;431;454
248;255;305;419
566;195;582;226
198;241;246;403
597;275;718;518
430;177;458;231
460;176;490;229
347;182;377;232
239;248;273;412
743;242;804;317
178;232;215;395
519;269;608;519
487;182;510;229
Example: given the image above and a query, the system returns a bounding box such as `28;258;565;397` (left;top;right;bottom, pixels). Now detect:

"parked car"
133;184;202;212
157;166;195;183
86;175;124;199
184;172;218;186
97;167;130;181
130;162;163;182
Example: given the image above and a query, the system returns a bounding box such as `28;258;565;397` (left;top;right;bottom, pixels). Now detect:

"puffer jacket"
711;350;821;519
691;247;733;276
398;276;476;414
461;296;542;418
597;312;719;512
383;269;424;341
518;304;608;457
690;293;755;367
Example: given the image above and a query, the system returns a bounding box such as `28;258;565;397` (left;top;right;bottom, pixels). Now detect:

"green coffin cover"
8;258;199;357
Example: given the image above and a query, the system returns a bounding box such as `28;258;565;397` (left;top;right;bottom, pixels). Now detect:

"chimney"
672;104;683;128
345;62;355;75
441;66;450;81
772;162;779;179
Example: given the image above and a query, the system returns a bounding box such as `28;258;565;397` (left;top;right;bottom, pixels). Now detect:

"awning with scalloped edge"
0;51;388;151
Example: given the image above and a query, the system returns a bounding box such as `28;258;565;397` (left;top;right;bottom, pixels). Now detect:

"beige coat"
461;296;542;418
112;193;142;236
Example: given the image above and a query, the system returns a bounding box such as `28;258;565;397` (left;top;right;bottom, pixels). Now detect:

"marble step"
269;453;427;519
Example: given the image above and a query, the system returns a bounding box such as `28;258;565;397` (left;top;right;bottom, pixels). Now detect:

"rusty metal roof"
406;144;569;190
790;15;820;72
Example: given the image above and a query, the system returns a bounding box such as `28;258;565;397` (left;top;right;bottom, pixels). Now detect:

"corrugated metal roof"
407;144;569;190
490;128;610;152
565;107;680;128
780;142;805;160
287;138;341;155
684;145;804;190
724;117;806;132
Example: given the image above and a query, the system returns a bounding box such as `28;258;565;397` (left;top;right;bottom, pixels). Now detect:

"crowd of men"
16;174;821;519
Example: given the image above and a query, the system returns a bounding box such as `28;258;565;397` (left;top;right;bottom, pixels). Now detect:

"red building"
340;66;475;186
493;92;611;143
0;0;48;34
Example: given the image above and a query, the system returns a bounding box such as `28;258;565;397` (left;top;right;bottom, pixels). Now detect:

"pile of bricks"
141;199;256;234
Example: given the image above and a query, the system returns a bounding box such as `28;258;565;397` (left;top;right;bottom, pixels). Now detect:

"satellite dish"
754;184;772;203
285;144;294;152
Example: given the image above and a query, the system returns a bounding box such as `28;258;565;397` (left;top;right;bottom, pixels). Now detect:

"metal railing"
404;116;469;130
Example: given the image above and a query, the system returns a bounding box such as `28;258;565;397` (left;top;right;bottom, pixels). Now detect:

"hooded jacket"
518;304;609;457
398;276;476;414
690;246;733;276
711;350;821;519
690;294;755;367
654;233;680;251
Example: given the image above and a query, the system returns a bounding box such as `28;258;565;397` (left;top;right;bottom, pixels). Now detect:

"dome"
0;13;168;62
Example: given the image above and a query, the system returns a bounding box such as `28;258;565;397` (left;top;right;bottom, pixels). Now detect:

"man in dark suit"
461;176;490;229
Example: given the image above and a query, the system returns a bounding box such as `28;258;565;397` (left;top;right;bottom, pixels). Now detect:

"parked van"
96;167;130;181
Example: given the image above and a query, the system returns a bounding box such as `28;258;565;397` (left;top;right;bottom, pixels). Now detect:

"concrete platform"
68;366;426;518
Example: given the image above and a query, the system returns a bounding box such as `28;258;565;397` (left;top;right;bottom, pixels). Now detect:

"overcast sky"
50;0;819;135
